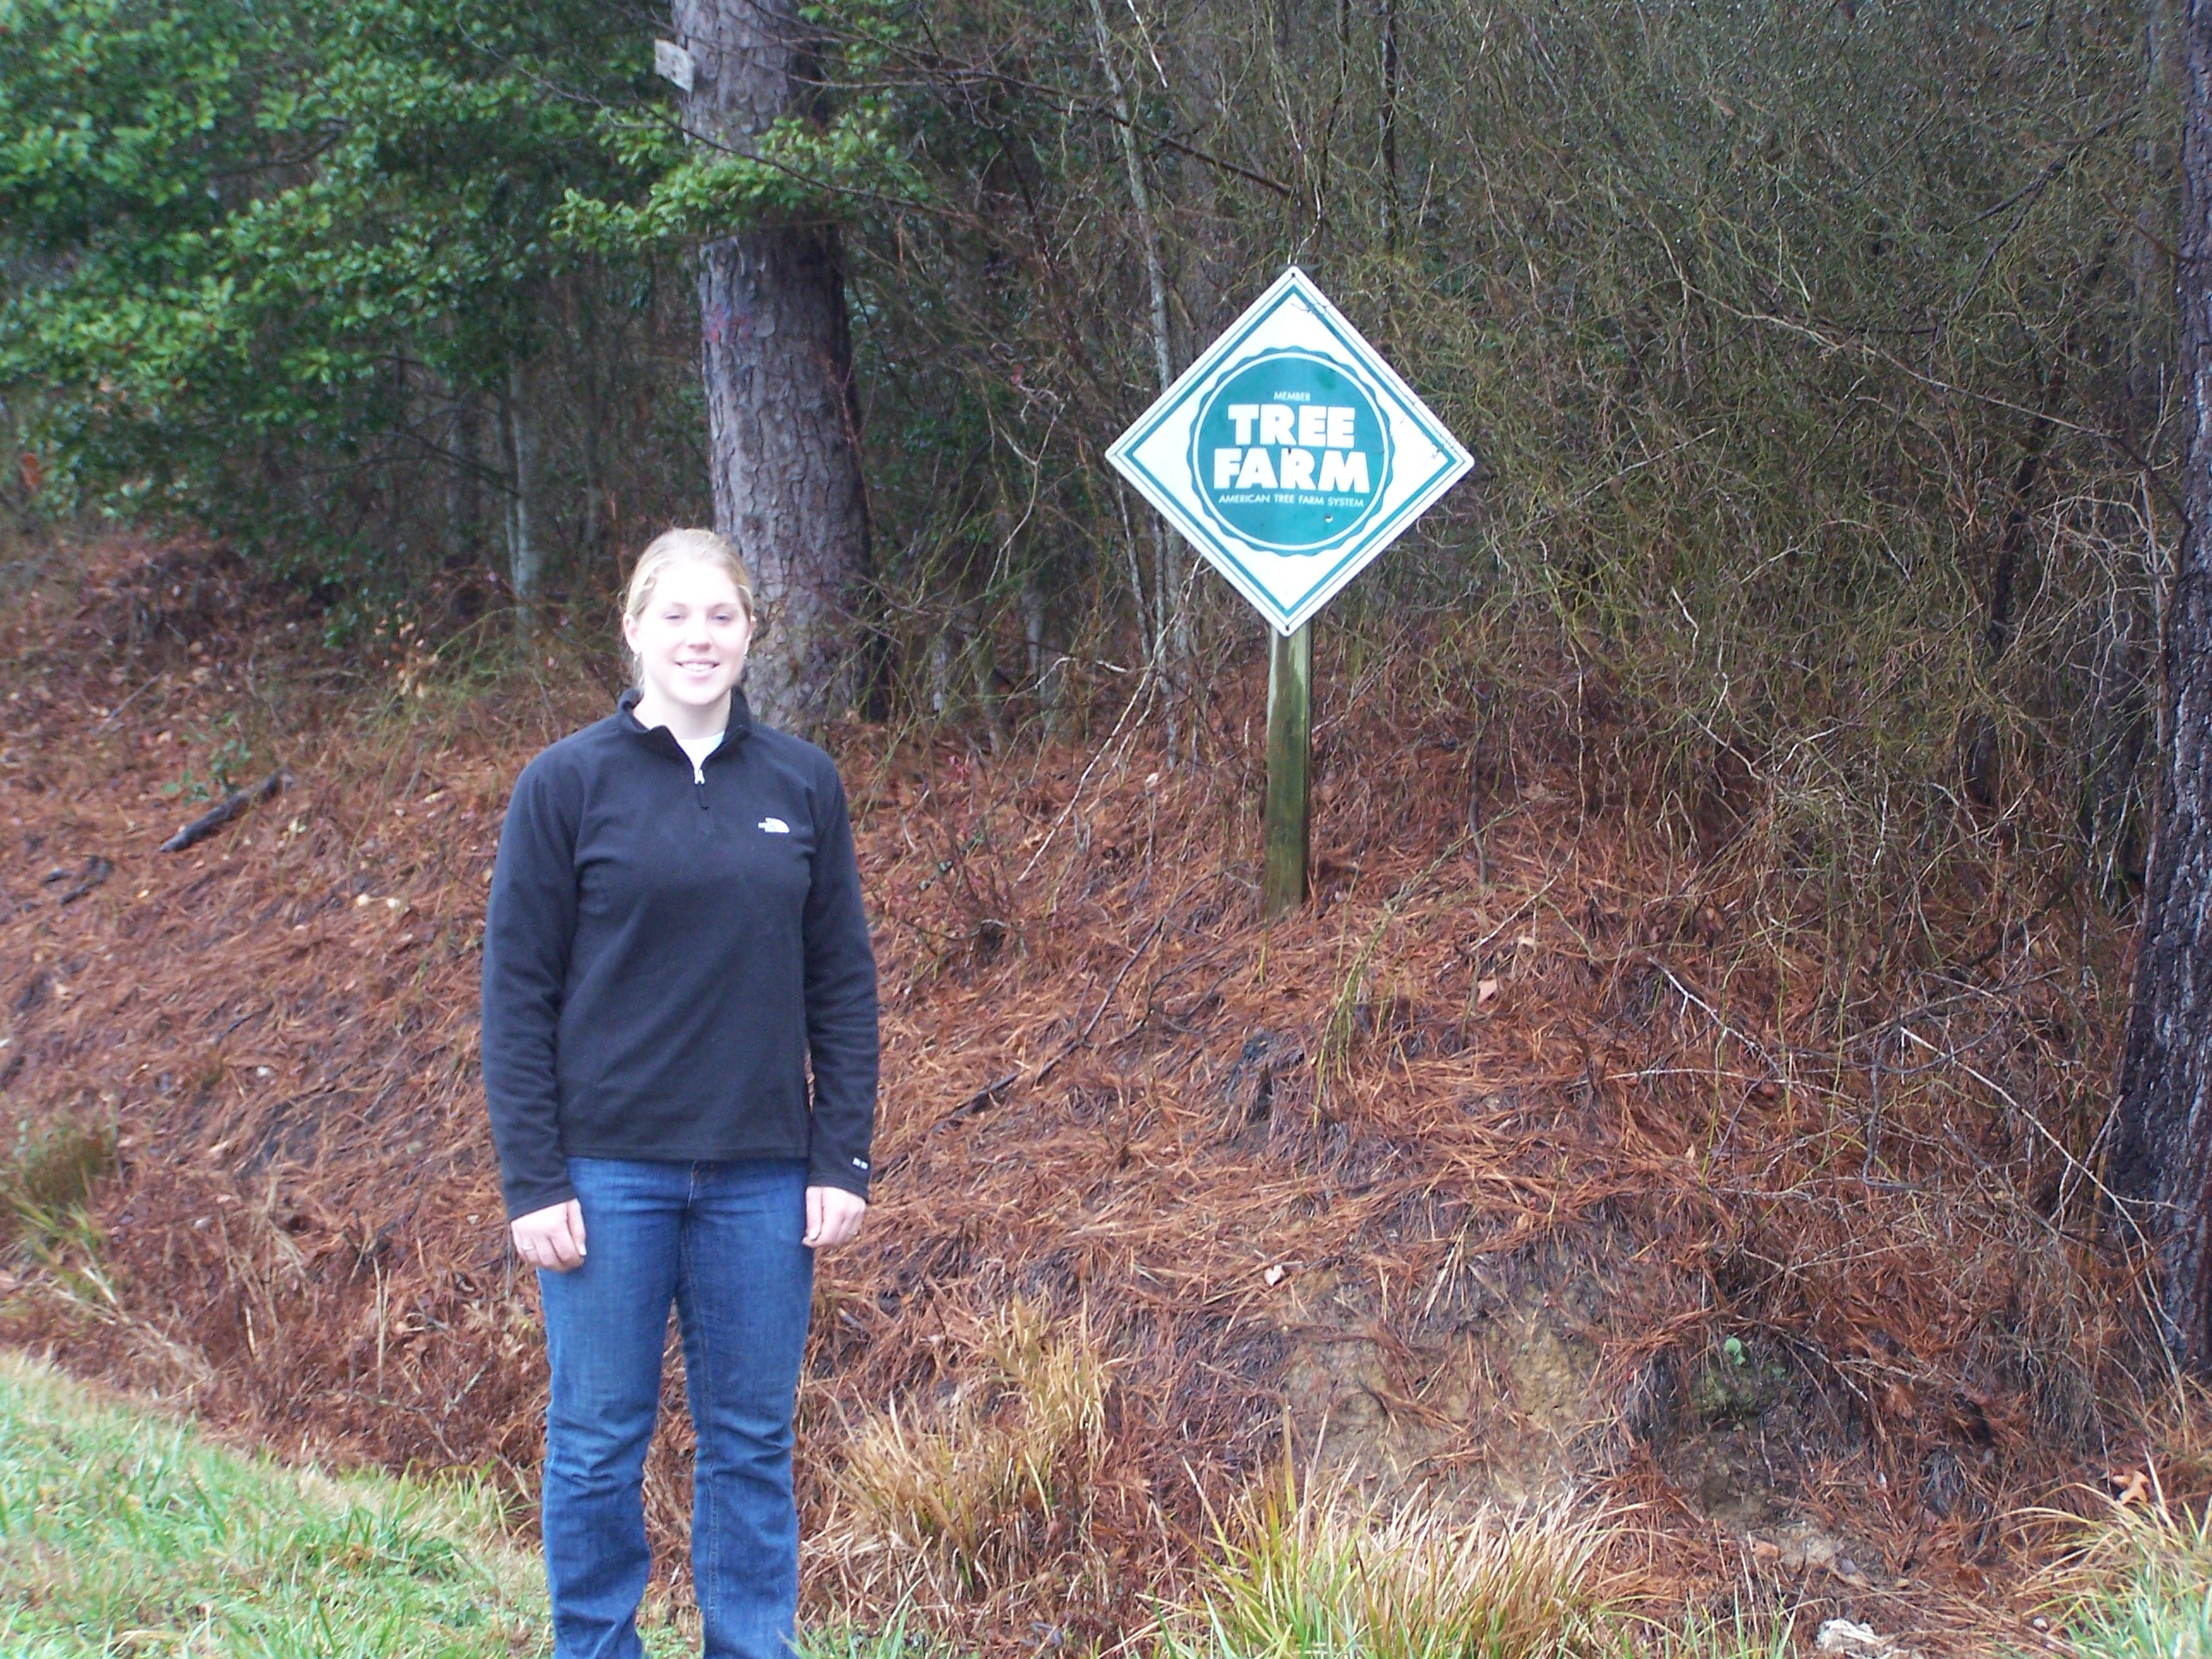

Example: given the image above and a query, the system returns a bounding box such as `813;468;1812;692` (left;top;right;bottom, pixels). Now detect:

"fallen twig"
90;672;166;735
160;770;289;854
57;855;112;905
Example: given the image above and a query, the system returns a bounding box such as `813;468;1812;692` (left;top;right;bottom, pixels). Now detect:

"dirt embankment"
0;538;2194;1650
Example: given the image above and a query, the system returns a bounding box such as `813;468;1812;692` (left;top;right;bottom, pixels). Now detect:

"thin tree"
2114;0;2212;1370
672;0;871;732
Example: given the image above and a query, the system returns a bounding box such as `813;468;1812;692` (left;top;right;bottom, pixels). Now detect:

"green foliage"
0;0;653;536
556;100;926;251
155;708;252;801
557;0;929;252
0;0;946;603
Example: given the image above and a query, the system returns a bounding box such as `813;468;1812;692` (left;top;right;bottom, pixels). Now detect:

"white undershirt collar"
673;728;725;783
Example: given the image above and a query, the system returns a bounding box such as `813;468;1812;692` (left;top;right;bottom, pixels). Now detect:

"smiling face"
622;557;754;738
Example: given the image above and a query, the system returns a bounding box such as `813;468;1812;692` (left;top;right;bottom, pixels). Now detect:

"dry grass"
1171;1464;1626;1659
2030;1472;2212;1659
2;1112;112;1243
827;1300;1113;1601
0;535;2199;1653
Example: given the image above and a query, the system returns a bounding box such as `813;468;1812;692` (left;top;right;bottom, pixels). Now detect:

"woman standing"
481;527;878;1659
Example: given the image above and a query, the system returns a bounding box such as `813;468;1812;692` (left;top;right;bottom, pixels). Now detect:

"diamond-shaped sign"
1106;267;1474;637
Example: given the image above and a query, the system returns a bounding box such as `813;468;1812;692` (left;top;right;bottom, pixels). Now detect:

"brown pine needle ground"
0;537;2203;1654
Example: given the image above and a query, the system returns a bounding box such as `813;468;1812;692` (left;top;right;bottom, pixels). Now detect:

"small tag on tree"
653;40;696;92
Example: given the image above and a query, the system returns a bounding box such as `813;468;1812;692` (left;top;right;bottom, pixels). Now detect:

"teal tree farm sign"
1107;268;1474;635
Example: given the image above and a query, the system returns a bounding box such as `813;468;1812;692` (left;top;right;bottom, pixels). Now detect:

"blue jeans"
538;1157;814;1659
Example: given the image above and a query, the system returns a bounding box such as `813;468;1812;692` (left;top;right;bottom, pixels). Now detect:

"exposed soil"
0;536;2201;1652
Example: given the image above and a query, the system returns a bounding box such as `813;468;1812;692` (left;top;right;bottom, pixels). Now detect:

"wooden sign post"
1263;623;1312;918
1104;269;1474;917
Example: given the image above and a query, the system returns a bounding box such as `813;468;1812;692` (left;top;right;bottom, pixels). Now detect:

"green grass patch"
2057;1497;2212;1659
0;1349;551;1657
794;1614;950;1659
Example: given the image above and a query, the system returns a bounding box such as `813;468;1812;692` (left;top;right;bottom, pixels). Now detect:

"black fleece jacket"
480;689;878;1220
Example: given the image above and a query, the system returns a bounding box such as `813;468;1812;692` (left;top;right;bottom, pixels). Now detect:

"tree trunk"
448;387;482;567
575;289;609;573
1090;0;1191;757
2114;0;2212;1371
1022;574;1065;739
2132;0;2183;433
967;605;1008;754
497;364;543;644
674;0;870;733
1378;0;1401;249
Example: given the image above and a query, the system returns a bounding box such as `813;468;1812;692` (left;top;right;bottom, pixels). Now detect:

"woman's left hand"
803;1185;867;1250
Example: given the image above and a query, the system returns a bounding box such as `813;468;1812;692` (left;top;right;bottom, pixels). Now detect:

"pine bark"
674;0;870;733
2114;0;2212;1371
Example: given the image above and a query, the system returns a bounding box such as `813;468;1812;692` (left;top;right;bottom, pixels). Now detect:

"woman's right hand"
512;1199;588;1273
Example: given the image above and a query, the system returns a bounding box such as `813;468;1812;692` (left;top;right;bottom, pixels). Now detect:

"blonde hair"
623;528;757;678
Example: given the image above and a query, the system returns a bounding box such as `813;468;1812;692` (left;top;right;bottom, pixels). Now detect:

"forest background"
3;0;2209;1651
1;0;2179;806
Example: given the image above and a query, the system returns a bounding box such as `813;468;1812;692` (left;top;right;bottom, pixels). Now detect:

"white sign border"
1105;267;1475;636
